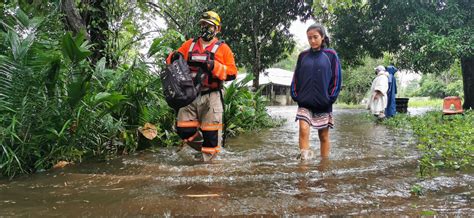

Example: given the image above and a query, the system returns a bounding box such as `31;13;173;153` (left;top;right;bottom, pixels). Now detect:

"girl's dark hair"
306;23;330;48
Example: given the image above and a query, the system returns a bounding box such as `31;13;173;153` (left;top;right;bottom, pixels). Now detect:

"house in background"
234;68;294;106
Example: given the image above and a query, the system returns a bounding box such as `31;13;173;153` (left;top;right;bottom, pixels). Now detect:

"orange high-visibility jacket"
166;38;237;82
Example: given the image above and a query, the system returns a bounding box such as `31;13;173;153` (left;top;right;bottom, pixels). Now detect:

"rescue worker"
166;11;237;161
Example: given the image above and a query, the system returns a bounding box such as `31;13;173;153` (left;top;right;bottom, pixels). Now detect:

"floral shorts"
295;107;334;129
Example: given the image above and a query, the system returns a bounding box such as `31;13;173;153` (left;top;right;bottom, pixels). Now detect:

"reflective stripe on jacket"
166;38;237;89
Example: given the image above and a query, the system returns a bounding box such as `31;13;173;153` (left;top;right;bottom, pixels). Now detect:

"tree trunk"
252;49;261;89
252;66;260;90
461;56;474;109
61;0;87;37
62;0;110;67
251;11;260;90
87;0;110;67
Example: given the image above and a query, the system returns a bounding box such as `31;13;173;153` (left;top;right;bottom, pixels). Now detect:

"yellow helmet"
199;11;221;27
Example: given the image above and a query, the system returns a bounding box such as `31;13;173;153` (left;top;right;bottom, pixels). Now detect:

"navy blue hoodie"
290;48;342;113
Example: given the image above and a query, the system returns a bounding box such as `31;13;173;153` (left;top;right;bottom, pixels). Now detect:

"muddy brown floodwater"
0;106;472;216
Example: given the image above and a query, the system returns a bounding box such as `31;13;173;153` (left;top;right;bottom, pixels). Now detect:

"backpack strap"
188;39;224;60
187;38;198;61
187;39;225;87
209;40;224;60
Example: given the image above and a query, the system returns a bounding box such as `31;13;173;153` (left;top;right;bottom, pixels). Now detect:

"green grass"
407;97;443;109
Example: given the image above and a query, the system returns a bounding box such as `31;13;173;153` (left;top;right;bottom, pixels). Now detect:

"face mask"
200;26;215;41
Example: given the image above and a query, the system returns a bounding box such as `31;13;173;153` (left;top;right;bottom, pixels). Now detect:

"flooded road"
1;106;472;216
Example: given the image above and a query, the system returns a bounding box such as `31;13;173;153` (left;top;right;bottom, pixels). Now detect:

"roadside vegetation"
0;4;280;178
383;111;473;176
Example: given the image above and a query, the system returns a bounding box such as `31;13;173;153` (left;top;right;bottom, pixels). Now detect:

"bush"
0;9;176;177
224;74;283;137
415;74;445;98
444;80;464;98
414;60;463;98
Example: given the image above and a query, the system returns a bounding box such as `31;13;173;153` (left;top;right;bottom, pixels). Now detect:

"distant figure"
385;65;398;118
368;65;389;119
290;23;342;160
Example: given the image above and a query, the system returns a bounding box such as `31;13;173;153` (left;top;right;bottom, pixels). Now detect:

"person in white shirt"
367;65;389;119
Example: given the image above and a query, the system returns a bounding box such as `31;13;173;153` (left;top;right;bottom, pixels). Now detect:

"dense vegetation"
0;2;283;178
383;111;473;177
327;0;473;109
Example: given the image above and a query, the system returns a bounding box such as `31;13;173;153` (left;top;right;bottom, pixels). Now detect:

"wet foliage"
224;74;284;137
0;8;175;177
382;110;473;176
330;0;474;109
0;3;281;178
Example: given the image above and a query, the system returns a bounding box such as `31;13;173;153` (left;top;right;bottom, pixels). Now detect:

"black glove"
171;52;183;63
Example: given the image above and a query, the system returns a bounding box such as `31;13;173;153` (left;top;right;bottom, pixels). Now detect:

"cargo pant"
176;90;224;154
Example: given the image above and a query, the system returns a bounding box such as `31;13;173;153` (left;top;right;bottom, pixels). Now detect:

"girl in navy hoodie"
291;24;342;160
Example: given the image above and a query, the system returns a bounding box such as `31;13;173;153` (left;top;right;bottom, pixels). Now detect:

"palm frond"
0;55;16;110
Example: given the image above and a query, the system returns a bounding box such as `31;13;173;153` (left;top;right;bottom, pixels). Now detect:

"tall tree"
61;0;87;35
150;0;313;88
147;0;207;39
217;0;313;88
330;0;474;109
61;0;107;66
61;0;138;67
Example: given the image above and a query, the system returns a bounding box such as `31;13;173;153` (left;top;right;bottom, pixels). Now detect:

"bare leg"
318;127;330;158
299;120;310;150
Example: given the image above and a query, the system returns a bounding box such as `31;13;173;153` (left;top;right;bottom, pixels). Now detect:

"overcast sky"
289;19;311;47
151;16;310;47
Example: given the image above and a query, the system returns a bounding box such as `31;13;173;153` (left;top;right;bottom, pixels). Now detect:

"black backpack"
160;55;200;110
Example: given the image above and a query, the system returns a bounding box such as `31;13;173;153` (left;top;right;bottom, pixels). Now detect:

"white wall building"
233;68;294;105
